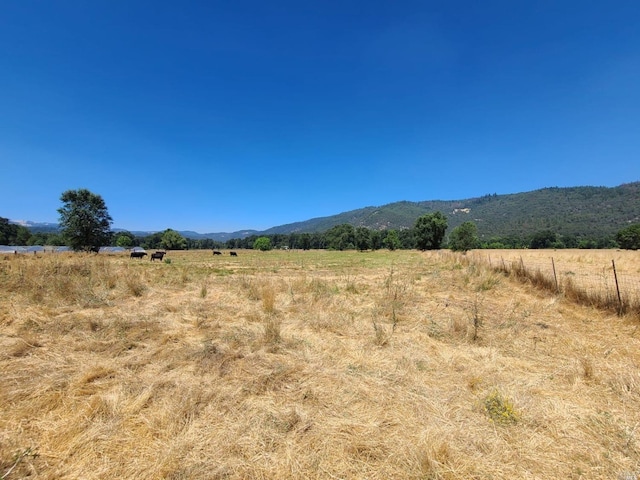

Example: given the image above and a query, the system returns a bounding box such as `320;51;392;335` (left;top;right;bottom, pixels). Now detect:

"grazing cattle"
213;250;222;255
90;246;100;254
230;251;238;257
130;251;147;259
150;251;166;262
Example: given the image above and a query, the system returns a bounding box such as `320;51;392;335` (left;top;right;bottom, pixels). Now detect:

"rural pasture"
2;249;640;479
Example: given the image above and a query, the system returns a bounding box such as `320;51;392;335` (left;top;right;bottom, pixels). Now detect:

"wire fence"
0;246;137;254
471;252;640;316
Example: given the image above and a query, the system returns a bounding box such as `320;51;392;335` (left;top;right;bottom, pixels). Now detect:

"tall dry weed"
466;294;483;342
372;314;393;347
261;283;277;314
124;272;146;297
418;439;453;479
263;316;282;346
239;274;261;300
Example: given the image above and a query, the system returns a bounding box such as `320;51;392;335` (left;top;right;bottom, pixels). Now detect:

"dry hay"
1;249;640;479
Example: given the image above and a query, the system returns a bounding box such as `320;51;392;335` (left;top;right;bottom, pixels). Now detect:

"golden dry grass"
473;249;640;314
1;249;640;479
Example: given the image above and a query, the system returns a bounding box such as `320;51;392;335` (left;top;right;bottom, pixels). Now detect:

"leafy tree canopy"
114;231;134;248
161;229;187;250
383;229;401;251
355;226;371;251
529;230;556;249
253;236;272;251
414;212;447;250
449;221;479;252
57;189;113;251
616;224;640;250
0;217;31;245
325;224;355;250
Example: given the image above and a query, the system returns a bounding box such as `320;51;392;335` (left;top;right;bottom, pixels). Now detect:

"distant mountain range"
9;221;262;243
10;182;640;241
261;182;640;241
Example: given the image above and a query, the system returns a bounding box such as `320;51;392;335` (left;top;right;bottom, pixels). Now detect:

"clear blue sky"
2;1;639;233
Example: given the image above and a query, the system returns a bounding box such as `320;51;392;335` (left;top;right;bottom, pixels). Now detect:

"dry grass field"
472;249;640;315
2;249;640;479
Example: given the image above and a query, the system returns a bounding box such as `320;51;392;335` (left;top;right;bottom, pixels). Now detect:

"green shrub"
483;390;519;424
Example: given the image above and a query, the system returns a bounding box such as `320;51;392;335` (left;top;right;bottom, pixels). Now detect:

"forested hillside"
6;182;639;245
263;182;640;241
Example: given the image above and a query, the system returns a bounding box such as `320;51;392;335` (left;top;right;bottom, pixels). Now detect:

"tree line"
2;189;639;251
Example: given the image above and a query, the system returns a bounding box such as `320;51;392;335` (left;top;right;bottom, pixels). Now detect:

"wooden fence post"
612;260;623;315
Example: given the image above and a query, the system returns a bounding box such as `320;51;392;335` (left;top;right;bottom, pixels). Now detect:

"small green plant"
164;258;172;264
483;390;519;424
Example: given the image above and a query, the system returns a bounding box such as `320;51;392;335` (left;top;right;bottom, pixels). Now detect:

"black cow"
230;251;238;257
213;250;222;255
130;251;147;259
150;251;166;262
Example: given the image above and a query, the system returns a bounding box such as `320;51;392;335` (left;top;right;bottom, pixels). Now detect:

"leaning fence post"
551;257;559;293
612;260;623;315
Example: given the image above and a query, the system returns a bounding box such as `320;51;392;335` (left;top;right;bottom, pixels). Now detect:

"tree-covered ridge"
3;182;639;249
264;182;640;241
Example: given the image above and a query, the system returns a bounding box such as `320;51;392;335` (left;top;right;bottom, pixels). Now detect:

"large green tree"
529;230;556;249
616;224;640;250
300;233;312;250
325;224;355;250
414;212;447;250
160;229;187;250
449;221;479;252
58;189;113;251
0;217;31;245
253;236;272;251
114;231;135;248
383;229;401;251
354;227;371;251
